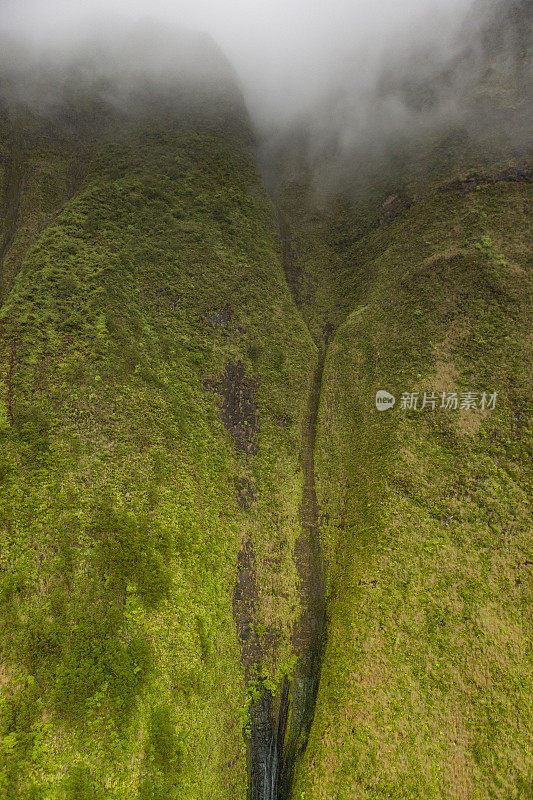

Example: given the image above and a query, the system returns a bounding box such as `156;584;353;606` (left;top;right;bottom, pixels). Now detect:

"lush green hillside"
284;171;532;799
275;6;533;795
0;8;531;800
0;47;314;798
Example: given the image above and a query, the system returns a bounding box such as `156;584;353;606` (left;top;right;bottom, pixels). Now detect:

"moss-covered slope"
290;174;532;799
0;49;314;799
276;11;532;792
0;8;531;800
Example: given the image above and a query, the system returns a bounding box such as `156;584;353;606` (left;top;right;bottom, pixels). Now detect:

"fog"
0;0;487;121
1;0;529;190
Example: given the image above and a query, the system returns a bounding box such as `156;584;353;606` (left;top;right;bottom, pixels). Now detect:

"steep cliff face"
0;5;531;800
0;30;313;799
282;172;531;799
275;4;532;795
0;22;249;305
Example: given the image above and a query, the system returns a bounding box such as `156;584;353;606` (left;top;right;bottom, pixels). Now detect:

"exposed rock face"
204;361;259;455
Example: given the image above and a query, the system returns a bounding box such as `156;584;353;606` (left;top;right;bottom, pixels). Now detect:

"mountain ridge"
0;8;531;799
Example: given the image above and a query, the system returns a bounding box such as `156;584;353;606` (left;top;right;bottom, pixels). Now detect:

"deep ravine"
246;213;331;800
0;135;25;304
278;334;329;799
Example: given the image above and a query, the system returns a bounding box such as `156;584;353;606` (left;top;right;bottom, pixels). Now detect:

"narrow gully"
0;135;26;304
247;213;330;800
278;336;329;799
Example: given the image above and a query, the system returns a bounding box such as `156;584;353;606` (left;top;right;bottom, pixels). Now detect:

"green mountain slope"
0;6;531;800
288;173;532;799
274;6;533;795
0;37;314;799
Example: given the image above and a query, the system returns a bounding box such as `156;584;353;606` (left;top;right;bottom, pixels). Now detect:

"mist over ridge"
0;4;524;111
0;0;531;197
0;4;531;800
0;1;530;190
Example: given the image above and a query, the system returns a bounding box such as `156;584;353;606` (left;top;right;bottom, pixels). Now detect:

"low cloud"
1;0;528;190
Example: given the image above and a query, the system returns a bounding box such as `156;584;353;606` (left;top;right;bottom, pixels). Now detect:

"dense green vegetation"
276;10;533;793
0;84;314;797
285;175;532;799
0;7;531;799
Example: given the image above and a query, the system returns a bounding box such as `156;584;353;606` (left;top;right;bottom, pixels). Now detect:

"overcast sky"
1;0;482;130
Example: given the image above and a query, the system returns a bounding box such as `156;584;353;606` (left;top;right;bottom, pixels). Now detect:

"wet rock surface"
204;360;259;454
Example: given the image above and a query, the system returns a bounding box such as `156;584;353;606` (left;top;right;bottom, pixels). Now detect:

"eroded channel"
240;213;330;800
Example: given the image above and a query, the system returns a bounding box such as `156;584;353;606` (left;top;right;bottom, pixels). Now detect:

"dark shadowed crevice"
232;532;281;799
0;134;26;305
278;333;329;799
244;212;332;800
278;211;301;303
